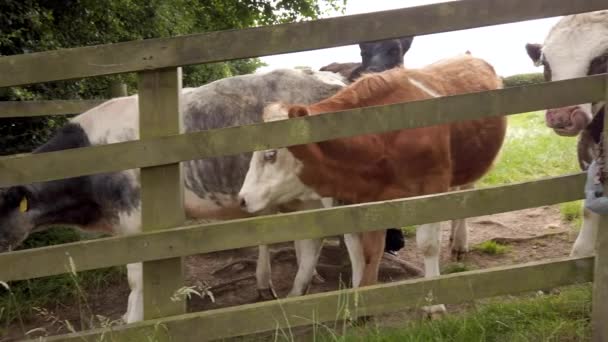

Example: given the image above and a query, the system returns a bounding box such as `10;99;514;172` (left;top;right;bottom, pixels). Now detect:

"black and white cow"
0;68;360;323
525;10;608;257
320;36;415;83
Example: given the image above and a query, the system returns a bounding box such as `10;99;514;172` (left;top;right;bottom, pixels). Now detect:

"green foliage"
473;241;510;255
502;73;545;88
442;262;472;274
0;0;346;155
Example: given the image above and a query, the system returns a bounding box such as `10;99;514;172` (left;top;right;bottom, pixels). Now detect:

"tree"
0;0;346;154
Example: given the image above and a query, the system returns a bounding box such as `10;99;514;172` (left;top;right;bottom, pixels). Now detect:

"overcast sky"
258;0;561;77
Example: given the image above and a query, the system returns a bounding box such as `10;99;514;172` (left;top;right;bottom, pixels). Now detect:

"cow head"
0;186;36;251
238;104;320;213
0;176;113;252
525;11;608;137
349;36;414;81
0;123;139;252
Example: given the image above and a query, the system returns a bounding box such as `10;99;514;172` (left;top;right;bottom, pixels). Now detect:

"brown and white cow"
525;10;608;257
239;54;507;316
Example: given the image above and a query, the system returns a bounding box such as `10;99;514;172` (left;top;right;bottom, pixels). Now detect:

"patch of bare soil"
3;205;578;341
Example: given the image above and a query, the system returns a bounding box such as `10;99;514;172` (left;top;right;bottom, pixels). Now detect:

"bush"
502;73;545;88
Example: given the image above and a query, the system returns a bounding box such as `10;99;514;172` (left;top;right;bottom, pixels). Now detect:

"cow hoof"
121;312;139;324
422;304;447;320
451;247;468;261
257;287;278;301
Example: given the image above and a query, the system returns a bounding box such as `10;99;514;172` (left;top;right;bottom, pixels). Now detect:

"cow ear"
288;106;310;118
399;36;414;54
525;43;543;66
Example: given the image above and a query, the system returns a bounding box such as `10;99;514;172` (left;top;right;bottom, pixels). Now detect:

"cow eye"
263;150;277;163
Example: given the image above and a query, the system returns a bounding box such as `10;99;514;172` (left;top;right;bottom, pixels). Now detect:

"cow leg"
450;184;472;260
359;230;386;286
287;238;324;296
571;206;600;257
293;238;325;284
343;233;365;288
417;222;446;318
256;244;277;300
123;262;143;323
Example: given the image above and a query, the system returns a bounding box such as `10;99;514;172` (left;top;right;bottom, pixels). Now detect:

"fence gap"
137;67;186;319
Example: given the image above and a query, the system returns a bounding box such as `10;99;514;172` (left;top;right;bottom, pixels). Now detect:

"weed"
442;262;472;274
560;200;583;231
473;241;510;255
401;226;416;238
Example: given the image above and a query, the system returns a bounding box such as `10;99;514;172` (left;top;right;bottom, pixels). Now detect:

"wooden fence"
0;0;607;340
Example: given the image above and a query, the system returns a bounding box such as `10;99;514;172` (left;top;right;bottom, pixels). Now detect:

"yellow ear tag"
19;197;28;213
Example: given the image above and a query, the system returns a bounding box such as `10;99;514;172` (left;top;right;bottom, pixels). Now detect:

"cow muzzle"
238;193;268;214
545;106;591;136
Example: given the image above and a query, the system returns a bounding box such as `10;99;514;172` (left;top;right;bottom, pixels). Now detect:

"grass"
0;228;123;334
441;262;473;274
314;284;592;342
560;201;584;231
478;112;579;188
473;241;510;255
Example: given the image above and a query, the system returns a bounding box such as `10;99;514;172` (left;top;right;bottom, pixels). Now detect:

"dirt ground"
4;205;579;341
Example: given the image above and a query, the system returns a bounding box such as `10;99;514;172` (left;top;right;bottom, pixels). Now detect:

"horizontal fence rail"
0;172;585;282
0;75;604;188
0;0;604;87
35;256;594;342
0;100;106;118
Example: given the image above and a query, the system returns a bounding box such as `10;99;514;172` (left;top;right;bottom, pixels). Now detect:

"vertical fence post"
592;74;608;341
137;68;185;319
109;81;128;98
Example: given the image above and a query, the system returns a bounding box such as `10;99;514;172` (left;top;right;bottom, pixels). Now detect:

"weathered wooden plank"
0;173;586;283
138;68;185;319
33;256;594;342
0;74;604;188
591;75;608;341
1;0;605;88
0;100;105;117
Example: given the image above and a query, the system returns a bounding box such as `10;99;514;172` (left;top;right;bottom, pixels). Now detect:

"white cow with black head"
525;10;608;257
0;68;351;323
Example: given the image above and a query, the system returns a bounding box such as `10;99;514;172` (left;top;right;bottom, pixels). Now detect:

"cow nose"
239;196;247;210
